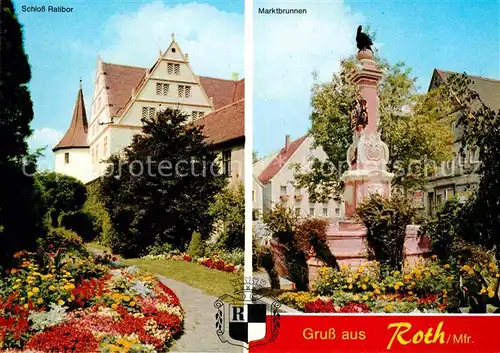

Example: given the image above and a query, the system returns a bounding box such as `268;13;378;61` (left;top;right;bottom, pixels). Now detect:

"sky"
254;0;500;157
17;0;244;169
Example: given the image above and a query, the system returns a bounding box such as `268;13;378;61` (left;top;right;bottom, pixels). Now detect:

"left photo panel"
0;1;245;352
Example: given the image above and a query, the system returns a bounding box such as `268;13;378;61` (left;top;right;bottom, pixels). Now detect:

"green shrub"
83;181;114;246
187;232;205;258
209;183;245;250
254;244;280;289
60;210;99;242
356;194;416;273
38;227;87;255
215;248;244;266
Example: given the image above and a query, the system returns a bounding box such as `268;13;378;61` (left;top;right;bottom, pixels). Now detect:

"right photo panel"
252;1;499;350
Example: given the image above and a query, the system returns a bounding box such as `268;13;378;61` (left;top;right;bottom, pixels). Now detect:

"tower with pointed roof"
53;81;93;182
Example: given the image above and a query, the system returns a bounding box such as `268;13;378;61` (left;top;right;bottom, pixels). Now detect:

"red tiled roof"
101;63;147;116
53;86;88;151
258;135;308;184
101;62;245;115
194;99;244;146
199;76;244;110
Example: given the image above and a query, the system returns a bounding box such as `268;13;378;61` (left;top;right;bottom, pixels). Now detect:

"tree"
444;74;500;258
35;172;87;227
0;0;46;262
100;108;226;258
208;182;244;250
293;58;454;201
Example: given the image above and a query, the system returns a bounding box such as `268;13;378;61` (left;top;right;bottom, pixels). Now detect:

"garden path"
88;246;241;352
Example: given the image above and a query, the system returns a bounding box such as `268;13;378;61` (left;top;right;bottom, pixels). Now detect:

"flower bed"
142;251;240;273
277;258;477;313
0;250;183;352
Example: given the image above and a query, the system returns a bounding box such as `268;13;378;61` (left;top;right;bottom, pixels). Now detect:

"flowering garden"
0;245;184;352
277;257;500;313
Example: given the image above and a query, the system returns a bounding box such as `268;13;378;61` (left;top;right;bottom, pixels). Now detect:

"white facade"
54;148;93;182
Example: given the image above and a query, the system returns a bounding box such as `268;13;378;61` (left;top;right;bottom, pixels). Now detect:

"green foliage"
213;248;244;266
100;108;226;257
458;262;500;313
263;204;336;291
444;73;500;258
83;181;114;246
38;227;87;255
356;194;416;272
0;0;46;264
36;172;87;227
146;242;176;256
293;58;454;201
208;182;244;250
59;210;98;242
187;232;205;258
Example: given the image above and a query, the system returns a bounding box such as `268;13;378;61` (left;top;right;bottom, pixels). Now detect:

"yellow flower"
49;285;56;291
480;288;487;294
443;264;450;269
352;295;359;301
361;284;367;290
130;301;136;307
24;304;29;309
123;295;131;302
364;277;369;283
488;290;495;298
27;291;34;298
348;284;353;290
37;298;43;305
408;291;414;295
394;285;400;291
431;255;437;260
111;303;118;310
32;287;39;294
374;289;381;295
362;295;369;301
15;278;21;283
57;299;64;305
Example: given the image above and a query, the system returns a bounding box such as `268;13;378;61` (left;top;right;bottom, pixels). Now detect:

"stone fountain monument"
305;26;430;280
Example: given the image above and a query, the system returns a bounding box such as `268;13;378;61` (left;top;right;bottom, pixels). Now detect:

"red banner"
250;315;500;352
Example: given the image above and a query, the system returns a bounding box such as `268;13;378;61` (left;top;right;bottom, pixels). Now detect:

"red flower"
304;299;337;313
26;324;99;352
339;302;370;313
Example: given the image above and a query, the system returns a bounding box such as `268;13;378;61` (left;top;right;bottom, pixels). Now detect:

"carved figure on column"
350;97;369;132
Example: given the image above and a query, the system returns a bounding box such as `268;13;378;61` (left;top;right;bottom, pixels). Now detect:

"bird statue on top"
356;25;373;52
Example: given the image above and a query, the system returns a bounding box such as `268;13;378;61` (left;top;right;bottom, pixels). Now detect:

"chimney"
185;53;189;62
285;135;291;151
232;72;239;81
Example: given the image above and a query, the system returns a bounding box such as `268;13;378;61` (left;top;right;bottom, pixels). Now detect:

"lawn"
87;243;241;303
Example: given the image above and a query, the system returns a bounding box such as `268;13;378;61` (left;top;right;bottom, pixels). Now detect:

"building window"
322;208;328;217
64;152;69;164
141;106;156;120
335;208;340;216
222;150;232;177
156;83;170;96
309;208;315;216
191;111;204;120
178;85;191;98
167;63;180;75
280;186;287;195
295;208;301;216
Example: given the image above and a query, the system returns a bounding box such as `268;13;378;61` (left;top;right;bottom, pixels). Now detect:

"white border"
244;0;254;283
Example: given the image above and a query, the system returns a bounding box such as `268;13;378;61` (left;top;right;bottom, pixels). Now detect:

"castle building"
53;37;244;184
253;134;343;219
425;69;500;215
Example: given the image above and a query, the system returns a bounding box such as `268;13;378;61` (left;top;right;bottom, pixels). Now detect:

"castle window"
323;208;328;217
222;150;232;177
309;208;315;216
280;186;287;195
178;85;191;98
64;153;69;164
156;83;170;96
167;63;180;75
141;106;156;120
295;208;301;216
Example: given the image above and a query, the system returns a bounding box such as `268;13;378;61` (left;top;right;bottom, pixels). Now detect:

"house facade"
424;69;500;215
53;37;244;184
253;135;344;219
